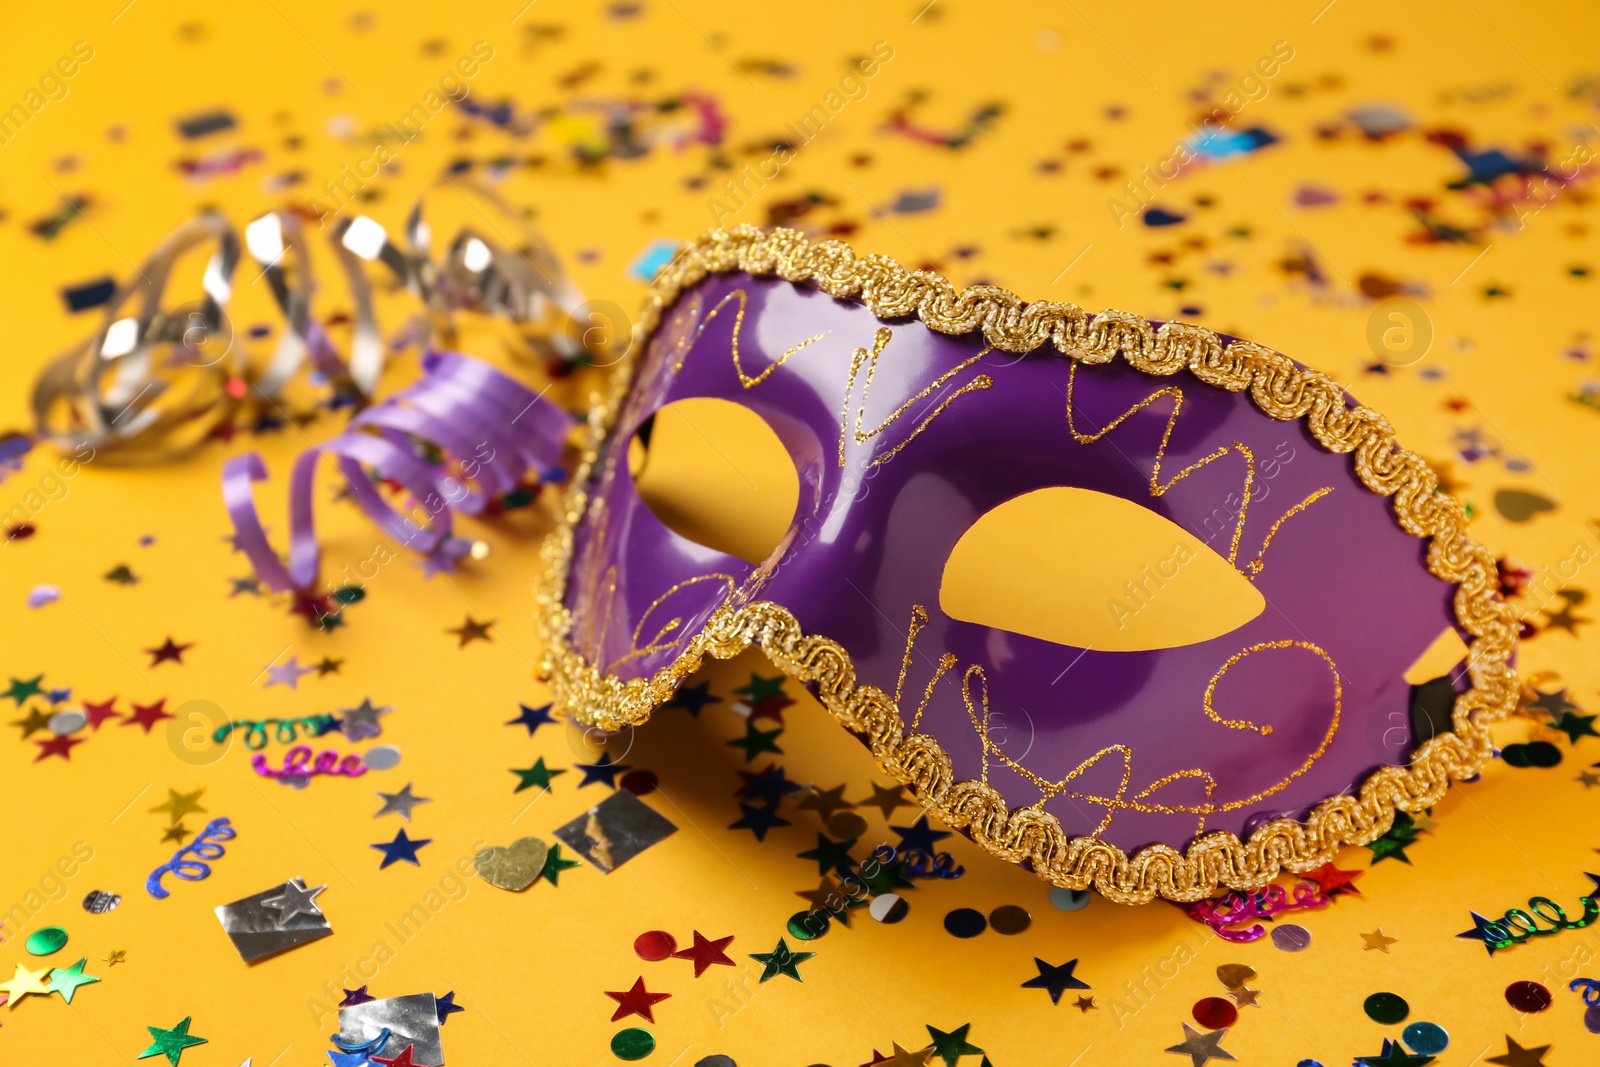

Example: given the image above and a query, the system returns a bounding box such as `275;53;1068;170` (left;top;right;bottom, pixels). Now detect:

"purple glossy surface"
564;275;1458;852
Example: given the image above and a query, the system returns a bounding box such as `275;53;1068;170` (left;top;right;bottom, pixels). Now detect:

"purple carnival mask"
537;227;1518;904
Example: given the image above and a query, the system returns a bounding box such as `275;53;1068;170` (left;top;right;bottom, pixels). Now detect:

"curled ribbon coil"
214;714;340;750
222;349;573;595
33;177;601;463
146;816;236;899
33;212;243;462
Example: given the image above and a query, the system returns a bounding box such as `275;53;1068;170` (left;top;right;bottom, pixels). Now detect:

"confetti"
553;790;678;872
473;838;549;891
214;878;333;962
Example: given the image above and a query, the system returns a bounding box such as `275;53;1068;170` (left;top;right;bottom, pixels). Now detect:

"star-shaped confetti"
604;976;671;1022
539;843;580;885
1456;911;1513;955
1485;1036;1551;1067
104;564;139;584
314;656;343;677
670;930;736;976
34;733;85;761
371;1045;433;1067
339;986;376;1006
339;698;392;741
261;878;326;922
1227;986;1262;1008
145;637;193;667
374;783;431;821
1020;957;1090;1004
1528;688;1580;717
1554;711;1599;743
446;616;494;646
797;833;857;874
1164;1023;1235;1066
1361;928;1399;952
878;1043;933;1067
796;877;846;914
161;823;192;845
733;673;786;701
925;1023;983;1066
11;706;50;742
150;787;207;821
729;800;791;840
1073;995;1097;1012
1356;1040;1434;1066
750;938;813;982
227;576;262;597
511;757;566;793
122;699;175;733
726;722;783;761
371;829;432;868
46;958;100;1003
138;1016;208;1065
1305;861;1362;895
1577;769;1600;788
83;697;121;729
575;752;630;788
735;764;802;805
860;782;916;819
3;675;44;704
746;692;794;724
264;656;315;689
0;962;52;1007
434;990;464;1023
506;702;557;735
795;783;854;822
104;950;125;966
890;815;951;854
667;681;721;716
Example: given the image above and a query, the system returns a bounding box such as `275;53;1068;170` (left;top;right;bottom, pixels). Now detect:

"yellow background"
1;0;1599;1064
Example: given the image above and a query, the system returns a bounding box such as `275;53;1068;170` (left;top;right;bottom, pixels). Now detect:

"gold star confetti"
1226;986;1262;1007
161;822;192;844
1362;929;1399;952
1073;995;1097;1012
104;950;126;966
447;616;495;646
149;787;207;822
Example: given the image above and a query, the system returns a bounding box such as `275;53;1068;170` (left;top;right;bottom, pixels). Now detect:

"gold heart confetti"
1216;963;1257;990
474;837;549;892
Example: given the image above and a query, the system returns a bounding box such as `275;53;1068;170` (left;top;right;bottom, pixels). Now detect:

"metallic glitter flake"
25;926;68;955
49;709;87;734
552;790;677;873
338;993;443;1066
83;890;122;914
214;879;333;962
1270;924;1312;951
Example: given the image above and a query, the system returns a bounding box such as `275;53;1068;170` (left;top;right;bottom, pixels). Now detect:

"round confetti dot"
49;710;86;735
787;910;830;941
827;812;868;839
694;1057;737;1067
1401;1022;1449;1055
620;769;658;795
1526;741;1562;768
633;930;677;961
82;890;120;914
1363;991;1409;1025
870;893;909;923
1192;997;1238;1030
1048;886;1090;911
1501;744;1532;768
24;926;67;955
1504;980;1552;1013
363;745;401;771
988;904;1031;935
943;907;987;938
1585;1002;1600;1034
1271;924;1312;951
611;1028;655;1060
1216;963;1256;989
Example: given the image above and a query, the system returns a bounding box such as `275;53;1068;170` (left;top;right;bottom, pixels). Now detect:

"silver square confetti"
213;877;332;963
552;789;677;873
338;992;443;1065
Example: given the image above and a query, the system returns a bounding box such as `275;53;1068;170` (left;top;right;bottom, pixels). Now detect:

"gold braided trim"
534;225;1519;906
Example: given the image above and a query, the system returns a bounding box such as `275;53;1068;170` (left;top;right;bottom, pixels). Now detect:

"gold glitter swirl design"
533;225;1520;906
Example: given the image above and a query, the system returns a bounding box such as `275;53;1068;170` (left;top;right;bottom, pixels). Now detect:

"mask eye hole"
627;396;799;565
939;486;1267;652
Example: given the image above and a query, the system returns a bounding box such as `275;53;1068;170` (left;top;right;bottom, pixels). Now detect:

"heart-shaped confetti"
1494;488;1556;523
1216;963;1257;989
474;837;549;892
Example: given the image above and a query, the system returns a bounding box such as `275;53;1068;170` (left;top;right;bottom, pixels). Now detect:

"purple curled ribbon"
222;350;571;593
146;816;236;899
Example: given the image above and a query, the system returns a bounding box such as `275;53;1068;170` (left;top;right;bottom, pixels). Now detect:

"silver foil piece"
552;789;678;873
214;877;332;962
338;993;443;1065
